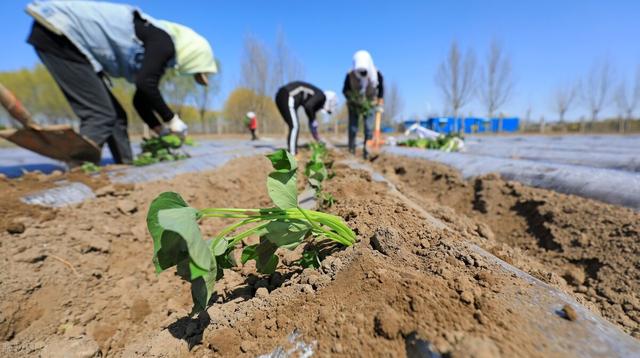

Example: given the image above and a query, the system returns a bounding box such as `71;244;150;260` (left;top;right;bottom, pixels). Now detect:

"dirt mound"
1;150;638;357
375;154;640;338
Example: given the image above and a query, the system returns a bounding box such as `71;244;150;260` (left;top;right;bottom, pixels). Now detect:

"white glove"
168;114;188;135
375;106;385;113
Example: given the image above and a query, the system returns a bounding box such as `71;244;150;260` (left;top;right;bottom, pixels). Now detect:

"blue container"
502;118;519;132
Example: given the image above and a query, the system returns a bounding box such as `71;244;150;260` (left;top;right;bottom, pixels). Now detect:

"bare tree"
478;40;514;118
272;28;305;91
435;41;476;131
613;65;640;133
193;60;222;133
582;60;614;131
552;82;578;123
383;81;403;126
240;34;273;132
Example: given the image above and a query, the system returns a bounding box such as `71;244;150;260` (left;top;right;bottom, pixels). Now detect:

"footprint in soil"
168;311;211;349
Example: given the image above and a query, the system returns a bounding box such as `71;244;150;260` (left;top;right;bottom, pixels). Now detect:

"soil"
0;148;638;357
373;154;640;338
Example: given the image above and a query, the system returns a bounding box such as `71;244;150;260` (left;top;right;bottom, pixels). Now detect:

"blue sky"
1;0;639;121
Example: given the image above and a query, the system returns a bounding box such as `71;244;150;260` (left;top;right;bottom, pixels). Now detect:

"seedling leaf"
148;192;190;272
296;249;321;269
263;220;310;250
241;244;258;264
158;207;212;271
267;171;298;209
210;236;227;256
266;149;297;171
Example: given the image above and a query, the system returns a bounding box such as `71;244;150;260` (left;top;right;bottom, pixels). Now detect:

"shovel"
0;83;101;164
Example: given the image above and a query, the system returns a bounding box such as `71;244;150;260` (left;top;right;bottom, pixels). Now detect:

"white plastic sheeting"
463;135;640;172
387;146;640;211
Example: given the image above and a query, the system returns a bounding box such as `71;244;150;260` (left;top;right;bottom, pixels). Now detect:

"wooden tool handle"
0;83;38;129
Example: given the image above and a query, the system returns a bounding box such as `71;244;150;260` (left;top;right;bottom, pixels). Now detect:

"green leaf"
148;192;190;272
259;254;279;275
255;238;279;274
241;239;280;275
210;236;227;256
266;149;297;171
158;207;212;271
296;249;321;269
263;220;310;250
190;270;216;314
175;258;212;281
216;247;236;270
267;170;298;209
241;244;258;264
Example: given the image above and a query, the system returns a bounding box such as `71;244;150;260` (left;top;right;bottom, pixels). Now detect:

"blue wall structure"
404;117;520;134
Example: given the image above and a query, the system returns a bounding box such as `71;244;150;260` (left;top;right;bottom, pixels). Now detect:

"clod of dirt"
117;199;137;214
563;267;586;286
370;227;401;256
255;287;269;298
450;335;501;358
374;308;402;339
394;166;407;175
460;291;474;305
561;304;578;321
475;223;494;241
95;185;115;197
40;336;101;358
7;222;26;235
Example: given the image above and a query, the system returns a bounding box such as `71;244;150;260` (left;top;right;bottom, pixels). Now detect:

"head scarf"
352;50;379;92
159;20;218;75
322;91;337;114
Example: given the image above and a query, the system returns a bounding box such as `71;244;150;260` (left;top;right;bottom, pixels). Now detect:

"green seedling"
346;91;376;119
146;149;356;314
133;134;190;166
305;142;336;208
80;161;101;174
398;134;463;152
296;247;321;269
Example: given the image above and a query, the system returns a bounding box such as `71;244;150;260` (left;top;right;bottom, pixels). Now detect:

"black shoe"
363;149;369;160
349;147;356;155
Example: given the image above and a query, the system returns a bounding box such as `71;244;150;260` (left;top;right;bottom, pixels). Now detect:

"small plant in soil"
133;134;190;166
398;133;463;152
80;161;101;174
146;149;356;313
346;91;376;120
304;142;335;208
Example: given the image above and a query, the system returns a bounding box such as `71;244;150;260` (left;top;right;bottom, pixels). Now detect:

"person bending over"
26;0;218;164
275;81;336;155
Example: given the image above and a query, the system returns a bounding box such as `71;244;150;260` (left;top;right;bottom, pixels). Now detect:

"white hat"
246;112;256;118
323;91;337;114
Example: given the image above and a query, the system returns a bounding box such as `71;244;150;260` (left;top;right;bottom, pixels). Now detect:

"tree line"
435;40;639;133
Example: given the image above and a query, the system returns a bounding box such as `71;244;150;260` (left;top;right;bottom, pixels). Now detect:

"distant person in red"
245;112;258;141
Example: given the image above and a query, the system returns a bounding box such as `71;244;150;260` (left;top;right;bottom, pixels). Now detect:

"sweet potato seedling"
146;149;356;313
305;142;335;208
133;134;190;166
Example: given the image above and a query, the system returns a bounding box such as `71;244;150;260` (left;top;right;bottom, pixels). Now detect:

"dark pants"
275;89;300;155
250;128;257;140
37;50;133;164
347;105;374;152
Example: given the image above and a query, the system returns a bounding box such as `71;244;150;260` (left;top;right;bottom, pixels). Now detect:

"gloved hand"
167;114;188;135
375;105;385;113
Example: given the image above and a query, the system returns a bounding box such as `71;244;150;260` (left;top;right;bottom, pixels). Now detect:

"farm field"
0;137;639;357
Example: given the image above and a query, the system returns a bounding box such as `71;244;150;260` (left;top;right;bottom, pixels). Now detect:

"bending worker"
343;50;384;159
275;81;337;155
25;1;217;164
